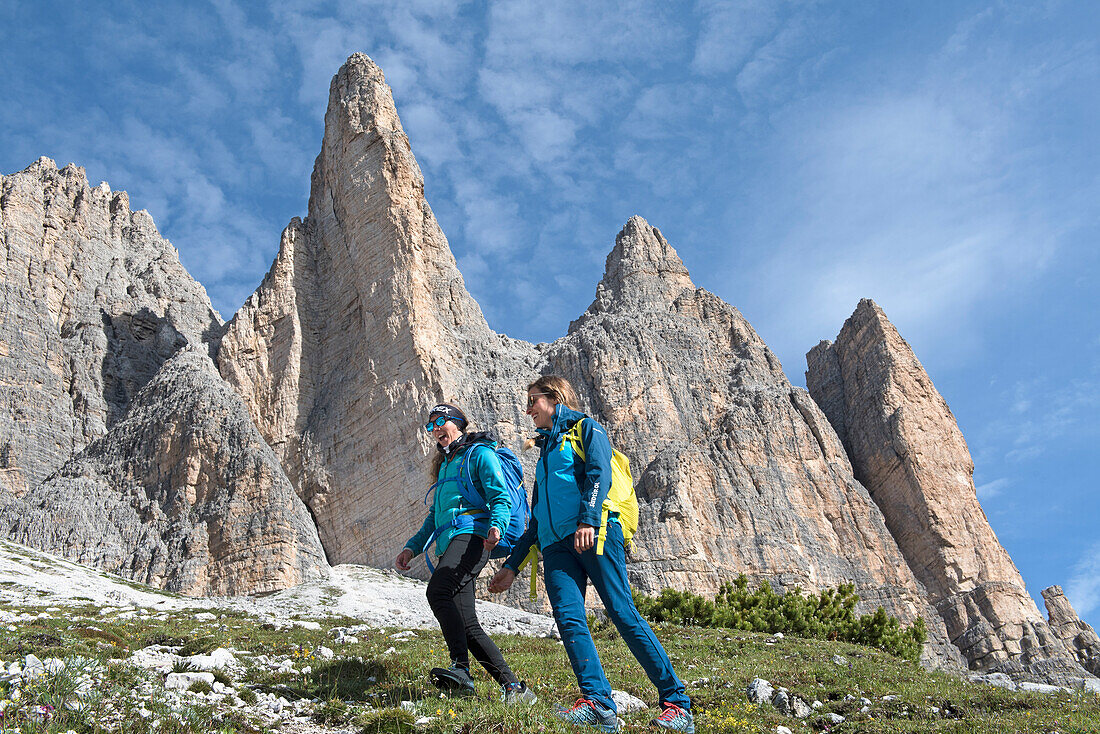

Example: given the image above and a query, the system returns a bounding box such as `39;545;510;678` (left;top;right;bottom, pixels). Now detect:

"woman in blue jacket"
489;378;693;733
396;403;534;704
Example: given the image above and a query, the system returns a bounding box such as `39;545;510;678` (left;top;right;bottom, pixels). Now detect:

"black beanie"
428;403;468;430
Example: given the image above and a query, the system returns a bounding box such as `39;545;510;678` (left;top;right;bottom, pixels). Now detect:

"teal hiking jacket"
503;404;614;570
404;433;511;559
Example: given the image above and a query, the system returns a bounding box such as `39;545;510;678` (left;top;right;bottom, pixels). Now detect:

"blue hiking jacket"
503;404;613;571
404;433;511;559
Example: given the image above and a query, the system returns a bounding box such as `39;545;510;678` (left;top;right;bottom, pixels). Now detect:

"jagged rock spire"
1043;586;1100;676
584;216;696;318
218;54;537;570
807;299;1084;680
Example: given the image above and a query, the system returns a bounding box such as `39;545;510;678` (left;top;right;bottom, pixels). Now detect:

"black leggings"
425;533;518;685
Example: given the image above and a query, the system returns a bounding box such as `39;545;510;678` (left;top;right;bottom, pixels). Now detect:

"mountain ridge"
2;53;1096;684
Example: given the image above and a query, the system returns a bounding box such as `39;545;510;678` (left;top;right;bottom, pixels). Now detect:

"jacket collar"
535;403;586;441
436;430;495;458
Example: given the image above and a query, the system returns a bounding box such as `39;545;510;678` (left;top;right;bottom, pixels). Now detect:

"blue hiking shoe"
652;703;694;733
554;698;619;732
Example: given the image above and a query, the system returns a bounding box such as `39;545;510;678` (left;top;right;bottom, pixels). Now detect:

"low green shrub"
633;575;927;661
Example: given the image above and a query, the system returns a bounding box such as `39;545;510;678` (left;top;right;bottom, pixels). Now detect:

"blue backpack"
422;440;530;573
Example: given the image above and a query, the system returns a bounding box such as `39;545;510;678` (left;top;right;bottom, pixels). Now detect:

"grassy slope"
1;602;1098;734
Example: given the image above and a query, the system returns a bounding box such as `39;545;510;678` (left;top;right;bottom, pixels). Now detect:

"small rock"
1076;677;1100;694
185;648;237;671
772;690;812;719
823;712;845;724
746;678;774;705
193;612;217;622
1018;682;1064;694
165;672;215;691
831;654;848;666
400;701;417;712
776;727;793;734
315;646;334;660
881;695;898;701
383;647;396;655
610;689;647;713
811;700;823;709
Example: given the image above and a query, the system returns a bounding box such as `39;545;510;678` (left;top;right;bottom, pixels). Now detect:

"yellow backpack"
562;418;639;556
516;418;640;600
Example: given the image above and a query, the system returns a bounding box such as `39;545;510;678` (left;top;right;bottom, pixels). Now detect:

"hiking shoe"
554;698;619;732
429;664;476;696
502;680;537;705
652;703;694;733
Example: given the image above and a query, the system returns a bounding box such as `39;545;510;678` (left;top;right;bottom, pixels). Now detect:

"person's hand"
574;523;595;553
395;548;413;571
489;567;516;593
484;526;501;551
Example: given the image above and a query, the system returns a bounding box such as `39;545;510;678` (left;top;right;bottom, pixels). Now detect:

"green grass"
0;601;1096;733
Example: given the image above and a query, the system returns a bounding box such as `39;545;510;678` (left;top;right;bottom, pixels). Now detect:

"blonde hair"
527;375;581;411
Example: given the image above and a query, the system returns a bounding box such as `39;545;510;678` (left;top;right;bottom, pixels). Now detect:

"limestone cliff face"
1043;585;1100;676
806;300;1082;680
0;159;222;497
219;55;968;666
217;54;538;570
0;347;327;596
543;219;962;667
5;54;1083;680
0;159;328;596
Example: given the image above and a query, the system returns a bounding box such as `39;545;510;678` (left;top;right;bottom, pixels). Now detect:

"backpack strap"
456;442;493;514
561;418;615;556
420;443;497;572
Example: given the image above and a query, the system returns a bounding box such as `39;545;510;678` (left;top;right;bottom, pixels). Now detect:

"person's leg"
425;534;483;669
583;522;691;711
542;537;616;713
450;541;520;686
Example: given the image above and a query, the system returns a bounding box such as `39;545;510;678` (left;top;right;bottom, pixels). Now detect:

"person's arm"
403;513;436;558
578;419;614;527
472;448;511;536
501;481;539;573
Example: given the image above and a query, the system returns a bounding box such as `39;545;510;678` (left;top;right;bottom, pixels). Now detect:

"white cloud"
1066;542;1100;618
723;9;1100;377
692;0;780;75
975;477;1010;501
999;379;1100;463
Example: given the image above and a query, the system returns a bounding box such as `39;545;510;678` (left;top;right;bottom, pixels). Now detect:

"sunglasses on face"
424;416;451;433
526;392;552;409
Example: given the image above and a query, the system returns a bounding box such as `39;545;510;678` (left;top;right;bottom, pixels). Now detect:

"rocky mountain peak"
807;300;1085;680
584;216;696;317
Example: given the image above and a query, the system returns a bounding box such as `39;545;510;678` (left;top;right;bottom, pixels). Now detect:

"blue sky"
3;1;1098;629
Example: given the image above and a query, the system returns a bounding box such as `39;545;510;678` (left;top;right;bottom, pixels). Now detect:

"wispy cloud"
975;477;1010;501
999;379;1100;463
716;6;1099;378
1066;542;1100;618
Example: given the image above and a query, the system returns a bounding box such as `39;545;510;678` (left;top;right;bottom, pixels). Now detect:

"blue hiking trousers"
542;521;691;713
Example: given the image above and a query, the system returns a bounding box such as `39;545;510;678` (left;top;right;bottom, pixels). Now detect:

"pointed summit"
218;54;536;569
586;216;696;316
807;300;1083;678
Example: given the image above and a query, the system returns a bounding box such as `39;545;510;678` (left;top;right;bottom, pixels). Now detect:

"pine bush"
633;575;927;662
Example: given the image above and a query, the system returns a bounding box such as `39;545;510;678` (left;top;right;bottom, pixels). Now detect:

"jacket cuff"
579;512;602;527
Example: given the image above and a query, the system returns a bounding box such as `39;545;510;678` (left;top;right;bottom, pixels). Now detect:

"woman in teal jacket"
396;403;534;703
489;378;693;733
